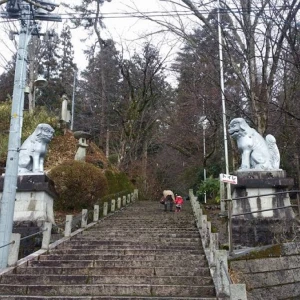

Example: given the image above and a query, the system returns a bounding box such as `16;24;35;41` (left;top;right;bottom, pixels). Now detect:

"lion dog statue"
228;118;280;170
18;123;54;173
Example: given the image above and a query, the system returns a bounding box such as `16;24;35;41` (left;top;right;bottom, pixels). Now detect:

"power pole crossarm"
24;0;58;12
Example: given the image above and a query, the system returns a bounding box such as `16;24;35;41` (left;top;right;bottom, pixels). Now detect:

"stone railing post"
215;250;230;298
64;215;73;237
134;189;139;201
122;196;127;206
131;193;134;202
201;215;208;246
81;209;88;228
210;232;219;267
111;199;116;212
93;205;99;222
41;222;52;250
103;202;108;216
8;233;21;267
127;194;131;203
189;189;203;228
205;221;211;249
117;197;121;209
196;208;203;229
230;284;247;300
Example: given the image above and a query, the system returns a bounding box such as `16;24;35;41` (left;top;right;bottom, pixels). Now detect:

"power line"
0;5;296;23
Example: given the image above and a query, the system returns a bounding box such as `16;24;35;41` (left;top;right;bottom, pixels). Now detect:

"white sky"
0;0;198;85
69;0;188;84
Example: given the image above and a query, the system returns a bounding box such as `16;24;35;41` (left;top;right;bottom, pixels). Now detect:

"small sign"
219;173;238;185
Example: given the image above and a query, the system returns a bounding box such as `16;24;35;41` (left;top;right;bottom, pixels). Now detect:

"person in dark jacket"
162;190;175;212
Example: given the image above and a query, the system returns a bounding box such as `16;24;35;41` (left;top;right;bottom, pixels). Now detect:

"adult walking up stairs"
0;200;217;299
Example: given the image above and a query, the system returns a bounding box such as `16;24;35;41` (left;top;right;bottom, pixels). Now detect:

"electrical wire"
0;4;296;23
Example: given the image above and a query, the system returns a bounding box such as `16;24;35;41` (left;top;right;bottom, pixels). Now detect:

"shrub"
105;170;134;195
48;160;108;211
196;176;220;203
0;103;58;162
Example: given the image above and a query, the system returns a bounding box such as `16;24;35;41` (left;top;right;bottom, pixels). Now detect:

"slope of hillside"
45;130;111;172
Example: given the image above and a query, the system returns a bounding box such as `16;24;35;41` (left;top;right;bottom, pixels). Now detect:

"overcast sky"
0;0;193;84
70;0;186;83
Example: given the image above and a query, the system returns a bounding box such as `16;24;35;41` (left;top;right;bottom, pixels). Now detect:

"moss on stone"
230;244;283;262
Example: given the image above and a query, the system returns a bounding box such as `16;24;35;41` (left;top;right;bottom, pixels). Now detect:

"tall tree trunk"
94;1;107;149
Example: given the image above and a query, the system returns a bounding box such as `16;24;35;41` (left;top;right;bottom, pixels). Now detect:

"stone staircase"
0;200;217;299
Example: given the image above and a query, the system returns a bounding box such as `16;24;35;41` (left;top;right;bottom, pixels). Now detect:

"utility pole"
0;0;61;269
217;0;233;254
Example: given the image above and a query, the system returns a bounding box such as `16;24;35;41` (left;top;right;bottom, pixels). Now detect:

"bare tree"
138;0;300;135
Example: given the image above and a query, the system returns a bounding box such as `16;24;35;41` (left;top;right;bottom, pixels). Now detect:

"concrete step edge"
0;296;217;300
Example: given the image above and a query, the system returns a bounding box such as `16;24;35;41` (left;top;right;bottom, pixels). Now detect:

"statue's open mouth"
229;129;239;136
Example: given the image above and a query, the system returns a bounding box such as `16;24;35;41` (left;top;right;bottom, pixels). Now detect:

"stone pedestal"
0;174;57;226
232;170;296;246
0;174;57;257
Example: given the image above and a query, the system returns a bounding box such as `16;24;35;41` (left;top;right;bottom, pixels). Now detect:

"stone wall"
229;242;300;299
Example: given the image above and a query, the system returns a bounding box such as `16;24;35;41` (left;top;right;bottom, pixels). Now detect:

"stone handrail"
2;189;138;271
188;189;247;300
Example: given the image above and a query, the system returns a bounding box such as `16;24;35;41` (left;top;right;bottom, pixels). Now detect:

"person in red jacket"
174;195;184;212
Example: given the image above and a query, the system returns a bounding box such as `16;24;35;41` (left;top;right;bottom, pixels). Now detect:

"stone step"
94;217;194;221
0;274;213;285
27;259;207;268
56;243;202;251
61;240;202;247
0;284;216;297
39;253;205;261
97;219;196;224
93;225;196;230
52;249;202;256
0;296;217;300
15;266;211;276
87;227;197;231
0;200;216;299
80;232;200;238
71;238;201;244
93;226;197;231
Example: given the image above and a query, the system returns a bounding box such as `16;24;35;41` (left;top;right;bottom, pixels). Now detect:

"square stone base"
232;218;297;247
0;174;56;225
232;170;295;219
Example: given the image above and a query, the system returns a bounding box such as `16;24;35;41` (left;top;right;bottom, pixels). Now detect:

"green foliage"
48;161;109;211
22;107;58;140
196;176;220;203
105;170;134;195
0;102;58;162
108;154;119;165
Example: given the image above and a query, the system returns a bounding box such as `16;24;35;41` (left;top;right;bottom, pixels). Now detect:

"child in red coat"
174;195;184;212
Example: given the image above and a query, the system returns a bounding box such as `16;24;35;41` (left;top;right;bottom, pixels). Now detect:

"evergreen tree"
170;9;243;175
0;57;15;103
59;23;77;99
77;39;121;148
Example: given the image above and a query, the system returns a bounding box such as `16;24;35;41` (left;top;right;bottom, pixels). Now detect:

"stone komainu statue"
228;118;280;170
18;123;54;173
